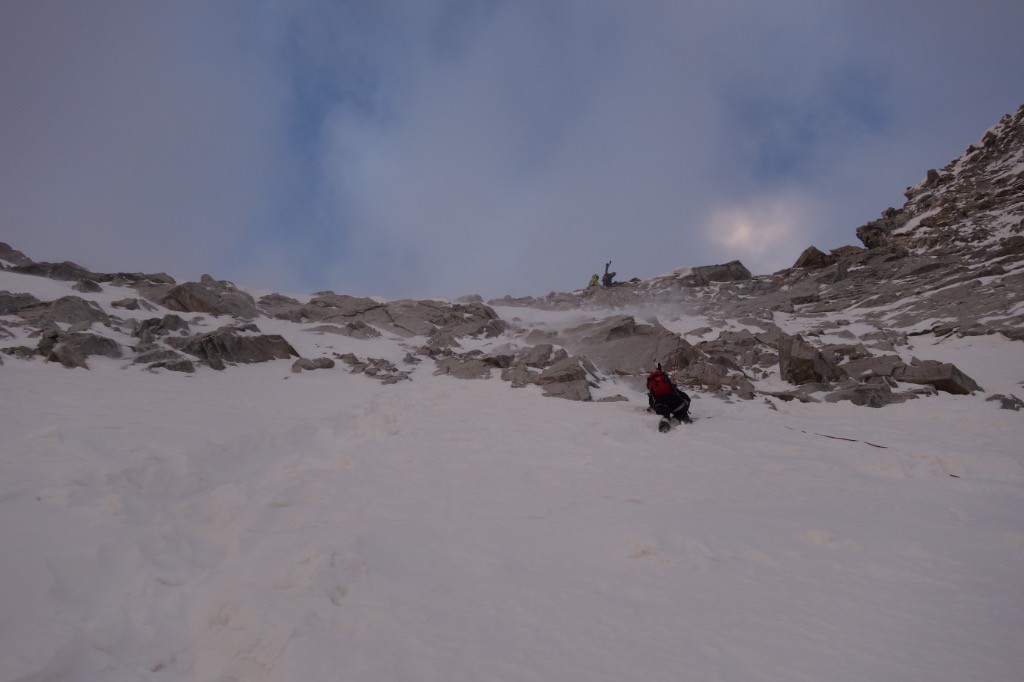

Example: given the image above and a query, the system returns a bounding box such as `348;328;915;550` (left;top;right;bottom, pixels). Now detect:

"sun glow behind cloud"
706;192;817;273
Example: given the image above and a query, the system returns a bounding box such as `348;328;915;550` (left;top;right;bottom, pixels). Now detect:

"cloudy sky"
2;1;1023;299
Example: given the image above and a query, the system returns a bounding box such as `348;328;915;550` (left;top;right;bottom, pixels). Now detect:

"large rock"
162;276;259;318
778;334;843;385
10;260;100;282
562;315;696;375
793;246;836;269
434;353;494;380
258;293;304;321
133;314;191;344
17;296;110;325
0;291;41;315
688;261;753;285
169;324;298;370
536;356;594;401
39;331;122;369
893;359;981;395
301;293;384;322
307;321;382;339
0;242;33;267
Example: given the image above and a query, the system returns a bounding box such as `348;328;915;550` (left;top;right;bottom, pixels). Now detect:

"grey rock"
307;321;382;339
687;261;752;286
111;298;141;310
434;353;493;380
986;394;1024;411
562;315;696;375
537;356;594;401
169;325;298;370
18;296;109;325
0;291;41;315
778;334;843;385
72;279;103;293
0;242;33;267
1;345;37;360
597;395;629;402
840;355;904;379
292;357;336;373
147;358;196;373
892;359;981;395
793;246;835;269
133;315;191;345
10;260;100;282
39;331;122;369
825;383;896;408
163;278;259;319
258;293;304;321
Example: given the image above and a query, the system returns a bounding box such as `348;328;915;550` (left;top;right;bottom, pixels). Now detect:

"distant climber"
602;261;617;287
646;364;691;426
588;273;600;288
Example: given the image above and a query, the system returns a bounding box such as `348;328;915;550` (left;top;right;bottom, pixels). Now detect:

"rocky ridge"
2;106;1023;409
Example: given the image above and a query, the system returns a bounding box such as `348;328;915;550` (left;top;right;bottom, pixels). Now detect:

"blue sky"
2;1;1023;299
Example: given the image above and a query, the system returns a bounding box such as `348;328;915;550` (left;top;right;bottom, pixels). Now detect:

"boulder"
301;293;384;322
434;354;493;380
562;315;695;375
307;321;382;339
17;296;109;325
536;356;595;401
258;293;304;321
292;357;336;373
793;246;836;269
162;277;259;318
0;242;33;267
688;261;752;285
824;383;896;408
986;394;1024;411
133;315;191;344
0;291;41;315
39;331;122;369
892;359;981;395
169;325;298;370
1;345;37;360
10;260;100;282
111;298;141;310
72;279;103;293
778;334;843;385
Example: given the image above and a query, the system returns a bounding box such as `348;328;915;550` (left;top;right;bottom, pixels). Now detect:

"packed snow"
2;273;1023;682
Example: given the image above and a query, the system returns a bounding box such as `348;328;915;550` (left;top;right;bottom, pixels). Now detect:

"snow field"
2;349;1023;681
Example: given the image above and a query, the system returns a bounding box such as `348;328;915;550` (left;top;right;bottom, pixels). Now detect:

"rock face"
856;104;1024;255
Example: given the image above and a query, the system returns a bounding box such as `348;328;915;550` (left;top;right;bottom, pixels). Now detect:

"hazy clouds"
3;1;1023;298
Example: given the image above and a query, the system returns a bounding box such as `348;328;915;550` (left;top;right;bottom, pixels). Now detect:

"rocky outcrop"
291;357;336;373
163;276;259;319
0;291;41;315
0;242;33;267
337;354;411;384
168;324;298;370
17;296;110;325
307;322;382;339
778;334;843;385
793;246;835;269
38;330;122;369
561;315;695;375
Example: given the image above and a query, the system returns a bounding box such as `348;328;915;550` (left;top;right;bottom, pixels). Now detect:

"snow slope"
1;275;1023;681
